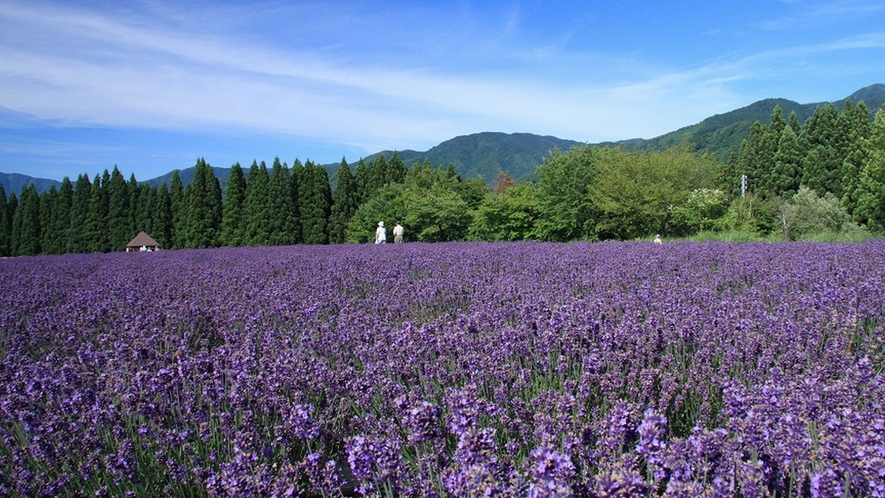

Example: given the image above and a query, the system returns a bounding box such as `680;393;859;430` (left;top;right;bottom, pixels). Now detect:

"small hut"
125;231;160;252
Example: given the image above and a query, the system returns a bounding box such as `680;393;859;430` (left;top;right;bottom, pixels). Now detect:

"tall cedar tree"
354;158;372;205
67;174;92;253
800;103;846;197
44;178;73;254
12;184;41;256
169;171;186;249
133;181;154;237
39;187;57;254
220;162;248;247
184;158;223;248
245;161;272;246
268;158;299;245
771;126;803;198
153;184;173;250
86;171;111;252
289;159;303;243
840;101;872;217
0;184;9;256
328;158;358;243
106;166;131;251
857;107;885;230
299;161;332;244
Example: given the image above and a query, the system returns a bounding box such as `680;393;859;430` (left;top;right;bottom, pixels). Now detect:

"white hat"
378;221;384;226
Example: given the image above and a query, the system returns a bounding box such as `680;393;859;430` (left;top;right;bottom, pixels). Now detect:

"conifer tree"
39;186;56;254
245;160;272;246
154;184;173;250
43;178;73;254
289;159;303;243
328;158;358;244
12;184;41;256
86;171;111;252
268;157;298;245
299;161;332;244
220;162;248;247
354;158;372;205
184;158;223;248
771;126;803;198
133;182;153;236
67;174;92;253
0;184;9;257
856;107;885;231
801;103;845;197
106;166;131;251
169;171;186;249
387;152;408;185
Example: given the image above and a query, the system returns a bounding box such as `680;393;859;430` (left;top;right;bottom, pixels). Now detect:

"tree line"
1;102;883;256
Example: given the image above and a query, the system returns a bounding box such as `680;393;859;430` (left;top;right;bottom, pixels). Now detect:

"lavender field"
1;241;884;497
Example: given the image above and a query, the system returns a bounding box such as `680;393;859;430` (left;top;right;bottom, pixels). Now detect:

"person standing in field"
654;234;663;244
393;221;404;243
375;221;387;244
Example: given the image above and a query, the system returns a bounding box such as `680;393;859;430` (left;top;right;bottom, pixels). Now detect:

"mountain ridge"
3;84;883;195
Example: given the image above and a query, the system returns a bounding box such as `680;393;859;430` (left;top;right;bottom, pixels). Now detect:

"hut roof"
126;231;159;249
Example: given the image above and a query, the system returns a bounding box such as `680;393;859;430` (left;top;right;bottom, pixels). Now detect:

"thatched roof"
126;231;159;249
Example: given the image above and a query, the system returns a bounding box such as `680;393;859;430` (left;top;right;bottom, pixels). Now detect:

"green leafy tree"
534;145;599;241
67;174;92;253
779;186;851;240
469;183;541;241
588;146;721;240
715;193;777;235
130;174;152;237
669;188;730;236
220;162;248;247
12;184;41;256
245;161;272;246
328;159;358;244
184;158;223;248
345;185;406;243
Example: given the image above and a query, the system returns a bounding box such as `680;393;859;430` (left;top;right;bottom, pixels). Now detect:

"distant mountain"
354;132;581;183
613;83;885;161
0;172;61;198
4;84;883;195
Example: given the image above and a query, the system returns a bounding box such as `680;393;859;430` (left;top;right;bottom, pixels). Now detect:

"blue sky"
2;0;884;182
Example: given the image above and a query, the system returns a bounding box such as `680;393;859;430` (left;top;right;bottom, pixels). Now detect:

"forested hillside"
2;86;885;255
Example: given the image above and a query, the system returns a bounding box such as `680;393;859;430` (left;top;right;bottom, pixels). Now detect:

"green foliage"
778;186;854;241
298;161;332;244
588;146;721;240
220;162;248;247
534;145;599;241
328;159;358;244
106;166;132;251
856;108;885;232
183;158;223;248
169;171;185;249
0;184;9;257
267;158;299;245
245;161;272;246
669;188;730;236
468;184;541;241
12;184;41;256
67;175;92;253
714;194;778;235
